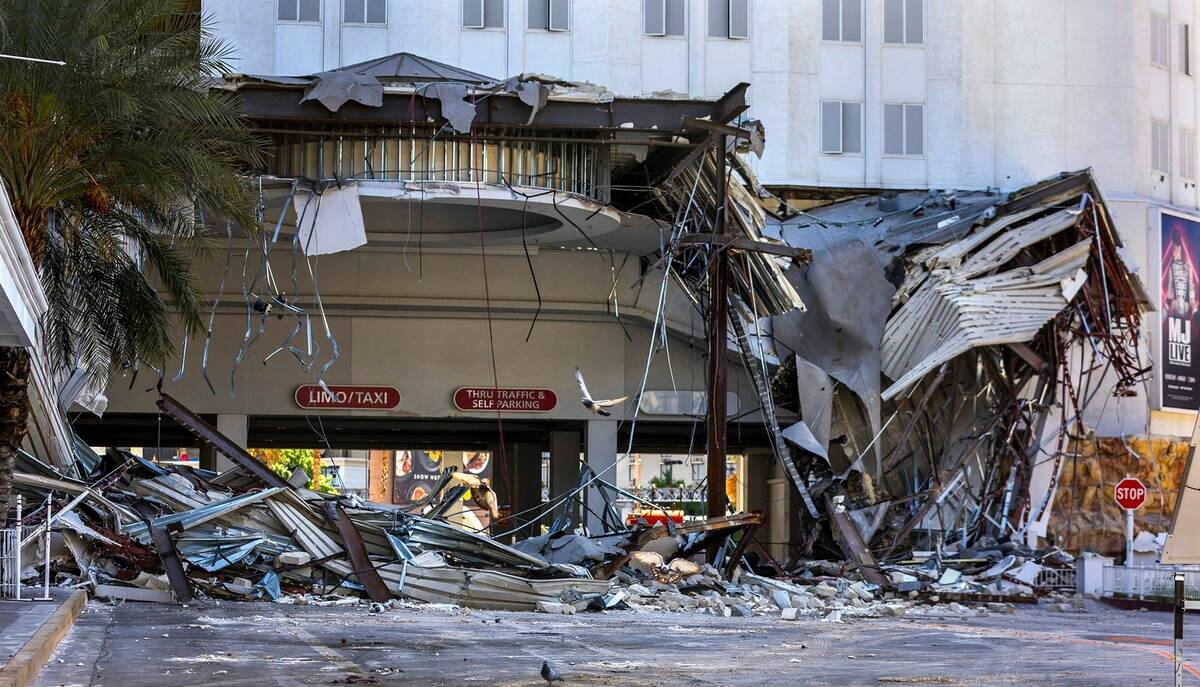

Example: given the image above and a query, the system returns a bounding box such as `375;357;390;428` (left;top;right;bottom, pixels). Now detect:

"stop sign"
1114;477;1147;510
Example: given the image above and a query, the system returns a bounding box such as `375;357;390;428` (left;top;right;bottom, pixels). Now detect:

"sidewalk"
0;588;85;687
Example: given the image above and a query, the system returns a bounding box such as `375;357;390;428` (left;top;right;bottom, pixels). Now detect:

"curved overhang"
262;178;666;254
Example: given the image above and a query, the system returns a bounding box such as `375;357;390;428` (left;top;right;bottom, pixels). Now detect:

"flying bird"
574;367;628;417
541;660;563;685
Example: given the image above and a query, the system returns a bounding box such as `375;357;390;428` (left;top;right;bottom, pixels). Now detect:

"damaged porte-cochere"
1;53;1151;617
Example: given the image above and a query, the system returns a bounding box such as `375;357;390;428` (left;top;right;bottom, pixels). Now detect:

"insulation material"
293;185;367;255
881;237;1091;400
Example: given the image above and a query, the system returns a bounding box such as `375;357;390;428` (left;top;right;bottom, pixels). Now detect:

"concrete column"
367;450;393;504
766;458;794;564
549;430;582;529
215;414;247;473
741;450;772;516
506;442;545;541
584;420;619;534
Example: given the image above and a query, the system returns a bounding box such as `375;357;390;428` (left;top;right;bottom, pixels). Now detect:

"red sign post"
294;385;400;410
1114;477;1147;510
453;387;557;413
1114;476;1147;568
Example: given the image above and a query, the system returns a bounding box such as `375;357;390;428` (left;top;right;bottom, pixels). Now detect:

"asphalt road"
33;598;1200;686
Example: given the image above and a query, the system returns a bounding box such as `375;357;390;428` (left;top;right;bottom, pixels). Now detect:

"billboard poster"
393;450;494;529
1161;212;1200;410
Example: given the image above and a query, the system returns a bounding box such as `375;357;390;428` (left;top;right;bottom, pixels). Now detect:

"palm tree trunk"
0;346;31;521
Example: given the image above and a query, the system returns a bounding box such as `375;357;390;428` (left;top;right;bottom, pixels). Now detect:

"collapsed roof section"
753;169;1152;568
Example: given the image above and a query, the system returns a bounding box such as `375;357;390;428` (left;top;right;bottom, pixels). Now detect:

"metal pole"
14;495;21;601
40;497;51;600
1175;571;1185;687
706;134;729;526
1125;507;1134;566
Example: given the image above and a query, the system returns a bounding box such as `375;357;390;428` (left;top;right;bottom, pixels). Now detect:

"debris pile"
9;403;619;611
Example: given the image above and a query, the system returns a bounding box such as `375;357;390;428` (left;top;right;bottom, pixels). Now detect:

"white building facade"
203;0;1197;437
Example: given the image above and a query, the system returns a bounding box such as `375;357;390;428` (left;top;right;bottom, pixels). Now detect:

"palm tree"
0;0;264;514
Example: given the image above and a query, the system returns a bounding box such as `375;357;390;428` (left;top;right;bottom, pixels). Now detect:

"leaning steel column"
706;134;730;522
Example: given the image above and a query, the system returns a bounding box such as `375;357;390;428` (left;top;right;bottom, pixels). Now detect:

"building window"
691;461;705;482
884;0;922;45
645;0;686;37
1153;120;1171;174
529;0;569;31
1184;24;1192;76
278;0;320;22
464;0;505;29
344;0;386;24
884;103;924;156
822;0;861;42
1183;129;1197;180
1152;13;1170;69
820;100;862;154
708;0;749;39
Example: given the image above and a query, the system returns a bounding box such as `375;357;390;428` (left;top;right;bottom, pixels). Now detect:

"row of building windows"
822;0;924;45
821;101;925;157
277;0;927;43
276;0;751;38
1152;121;1199;181
1151;12;1193;76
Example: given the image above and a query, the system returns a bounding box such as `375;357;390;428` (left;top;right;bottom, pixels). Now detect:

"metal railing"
617;486;708;503
0;496;20;599
1103;565;1200;600
1036;567;1077;590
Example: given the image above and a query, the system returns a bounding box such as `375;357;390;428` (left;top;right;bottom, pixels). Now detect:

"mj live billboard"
1162;211;1200;411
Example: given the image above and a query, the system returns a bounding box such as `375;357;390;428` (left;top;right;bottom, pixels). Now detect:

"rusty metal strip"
148;523;192;603
156;392;293;491
723;521;760;579
322;501;391;604
823;492;887;587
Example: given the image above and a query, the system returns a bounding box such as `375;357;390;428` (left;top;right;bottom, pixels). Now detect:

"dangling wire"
200;218;234;396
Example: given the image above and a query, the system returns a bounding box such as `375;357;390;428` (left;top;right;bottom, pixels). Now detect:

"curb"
0;590;87;687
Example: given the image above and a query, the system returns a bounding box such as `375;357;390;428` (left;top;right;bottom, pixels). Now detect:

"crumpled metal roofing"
880;210;1089;399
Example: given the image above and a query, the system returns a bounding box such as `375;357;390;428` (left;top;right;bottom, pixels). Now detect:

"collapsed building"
3;53;1152;611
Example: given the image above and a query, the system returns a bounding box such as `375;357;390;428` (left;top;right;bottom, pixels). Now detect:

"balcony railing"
262;124;609;200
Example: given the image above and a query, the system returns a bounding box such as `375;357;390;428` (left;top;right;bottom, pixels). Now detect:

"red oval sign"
453;387;557;413
294;385;400;410
1114;477;1147;510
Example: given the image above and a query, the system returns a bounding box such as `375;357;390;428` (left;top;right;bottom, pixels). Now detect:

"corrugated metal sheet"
881;226;1091;400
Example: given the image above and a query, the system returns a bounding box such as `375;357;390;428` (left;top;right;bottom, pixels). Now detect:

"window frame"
645;0;687;38
463;0;506;30
883;0;923;46
342;0;387;26
820;99;863;156
706;0;750;40
883;102;925;157
1184;23;1193;76
1152;119;1171;175
528;0;569;32
278;0;321;23
1182;128;1197;181
822;0;862;43
1152;12;1170;70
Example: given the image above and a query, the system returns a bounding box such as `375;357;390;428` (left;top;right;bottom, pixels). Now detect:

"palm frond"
0;0;265;382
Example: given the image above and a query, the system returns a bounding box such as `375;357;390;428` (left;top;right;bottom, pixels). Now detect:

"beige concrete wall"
103;243;759;422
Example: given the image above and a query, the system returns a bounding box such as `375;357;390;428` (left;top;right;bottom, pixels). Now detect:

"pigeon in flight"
574;367;628;417
541;660;563;685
